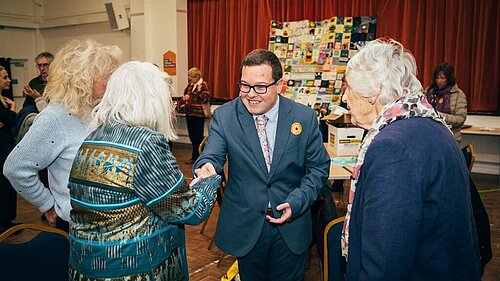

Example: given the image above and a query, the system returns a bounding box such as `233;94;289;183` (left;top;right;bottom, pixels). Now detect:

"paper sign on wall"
163;51;176;76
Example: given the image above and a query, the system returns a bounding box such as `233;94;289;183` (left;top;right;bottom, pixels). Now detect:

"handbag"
202;101;211;119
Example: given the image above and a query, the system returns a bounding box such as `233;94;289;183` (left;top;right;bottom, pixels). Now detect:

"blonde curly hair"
43;39;122;121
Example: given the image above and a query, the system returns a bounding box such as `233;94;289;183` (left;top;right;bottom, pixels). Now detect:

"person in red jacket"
182;67;210;164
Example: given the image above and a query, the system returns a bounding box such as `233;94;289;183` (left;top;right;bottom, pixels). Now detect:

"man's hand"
24;85;42;99
191;163;217;185
44;207;58;228
266;202;292;224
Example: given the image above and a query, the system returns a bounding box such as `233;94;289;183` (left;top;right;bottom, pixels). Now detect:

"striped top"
68;122;220;280
183;81;210;118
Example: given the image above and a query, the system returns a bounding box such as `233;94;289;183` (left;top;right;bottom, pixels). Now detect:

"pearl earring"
367;97;373;104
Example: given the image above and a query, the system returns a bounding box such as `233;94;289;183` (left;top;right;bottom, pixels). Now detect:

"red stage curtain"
188;0;499;113
188;0;272;101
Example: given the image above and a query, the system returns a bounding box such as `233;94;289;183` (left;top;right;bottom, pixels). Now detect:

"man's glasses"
237;80;278;94
37;63;50;68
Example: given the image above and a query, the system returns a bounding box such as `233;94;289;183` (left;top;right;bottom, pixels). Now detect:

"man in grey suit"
193;49;330;280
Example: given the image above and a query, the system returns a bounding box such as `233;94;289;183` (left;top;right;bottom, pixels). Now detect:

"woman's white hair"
346;38;423;105
90;61;178;141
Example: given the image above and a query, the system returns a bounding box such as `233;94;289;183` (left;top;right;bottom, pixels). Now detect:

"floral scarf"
341;91;448;259
426;84;452;114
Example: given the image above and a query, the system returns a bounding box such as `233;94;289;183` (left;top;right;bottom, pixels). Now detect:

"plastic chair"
323;216;346;281
0;223;69;281
461;144;475;173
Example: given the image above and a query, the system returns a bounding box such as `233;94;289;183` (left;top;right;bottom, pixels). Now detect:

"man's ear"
276;79;284;93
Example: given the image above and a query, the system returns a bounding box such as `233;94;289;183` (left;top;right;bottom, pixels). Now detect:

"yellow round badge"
291;123;302;135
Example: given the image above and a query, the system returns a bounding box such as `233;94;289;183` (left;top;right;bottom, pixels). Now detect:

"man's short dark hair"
35;52;54;63
432;62;456;86
241;49;283;82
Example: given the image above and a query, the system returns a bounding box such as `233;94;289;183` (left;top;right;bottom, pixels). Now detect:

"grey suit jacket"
193;96;330;256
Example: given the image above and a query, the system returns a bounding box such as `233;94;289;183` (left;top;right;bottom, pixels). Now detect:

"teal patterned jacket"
68;122;219;281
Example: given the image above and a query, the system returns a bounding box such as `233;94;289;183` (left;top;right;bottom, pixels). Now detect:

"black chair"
461;144;493;275
0;223;69;281
323;216;346;281
461;144;475;173
312;184;338;265
329;180;346;211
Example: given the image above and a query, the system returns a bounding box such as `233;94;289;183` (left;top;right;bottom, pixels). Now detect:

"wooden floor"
4;142;500;280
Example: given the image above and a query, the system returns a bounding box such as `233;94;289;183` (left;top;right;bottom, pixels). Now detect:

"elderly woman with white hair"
340;38;480;280
67;61;220;280
4;39;122;232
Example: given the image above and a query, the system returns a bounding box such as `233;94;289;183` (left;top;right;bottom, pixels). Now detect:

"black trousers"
56;217;69;233
238;221;308;281
469;177;492;275
0;176;16;223
186;116;205;160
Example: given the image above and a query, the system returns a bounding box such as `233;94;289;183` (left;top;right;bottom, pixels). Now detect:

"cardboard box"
322;113;351;124
328;124;364;156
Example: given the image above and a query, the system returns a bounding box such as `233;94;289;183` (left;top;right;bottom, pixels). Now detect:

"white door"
9;59;29;113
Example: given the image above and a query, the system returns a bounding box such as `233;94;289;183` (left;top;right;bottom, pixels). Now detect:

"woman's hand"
182;94;190;101
44;207;58;228
2;96;16;112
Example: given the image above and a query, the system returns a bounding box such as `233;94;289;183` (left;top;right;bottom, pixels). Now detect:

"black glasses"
37;63;50;68
237;80;278;94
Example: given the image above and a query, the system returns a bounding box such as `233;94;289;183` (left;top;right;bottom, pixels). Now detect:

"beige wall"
0;0;188;97
0;0;190;142
130;0;188;97
0;0;41;103
41;22;132;60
